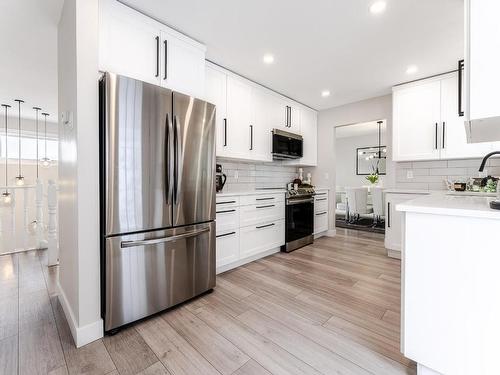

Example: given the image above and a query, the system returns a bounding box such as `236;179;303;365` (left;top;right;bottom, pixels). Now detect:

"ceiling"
0;0;63;121
121;0;464;110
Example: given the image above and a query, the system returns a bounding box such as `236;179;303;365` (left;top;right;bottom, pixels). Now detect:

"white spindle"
47;180;58;266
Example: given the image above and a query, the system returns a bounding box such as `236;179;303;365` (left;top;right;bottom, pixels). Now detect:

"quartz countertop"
396;192;500;219
383;188;433;195
216;189;286;197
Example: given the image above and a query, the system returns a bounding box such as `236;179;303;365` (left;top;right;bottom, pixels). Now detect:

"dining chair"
345;187;373;223
371;187;385;226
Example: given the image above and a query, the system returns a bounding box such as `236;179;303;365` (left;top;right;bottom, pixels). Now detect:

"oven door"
285;198;314;243
272;130;303;159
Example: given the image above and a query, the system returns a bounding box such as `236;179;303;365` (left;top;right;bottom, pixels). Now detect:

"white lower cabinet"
384;192;428;258
216;193;285;273
240;220;285;259
313;190;329;236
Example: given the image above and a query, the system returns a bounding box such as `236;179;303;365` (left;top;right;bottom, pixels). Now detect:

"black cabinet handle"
216;209;236;214
442;122;446;149
216;231;236;238
288;106;292;127
458;59;464;117
285;106;288;127
216;200;236;205
223;118;227;146
435;123;438;149
164;39;168;80
315;211;327;216
256;197;275;201
387;202;391;228
316;198;327;201
249;125;253;150
155;36;160;77
256;204;275;209
256;223;275;229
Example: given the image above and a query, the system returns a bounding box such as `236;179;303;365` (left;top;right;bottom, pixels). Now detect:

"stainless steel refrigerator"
99;73;216;332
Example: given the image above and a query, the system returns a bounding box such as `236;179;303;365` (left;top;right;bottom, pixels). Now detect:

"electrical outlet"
234;170;239;180
406;170;414;179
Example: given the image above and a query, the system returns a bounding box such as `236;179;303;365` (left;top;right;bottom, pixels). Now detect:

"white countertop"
216;189;286;197
383;188;432;195
397;192;500;219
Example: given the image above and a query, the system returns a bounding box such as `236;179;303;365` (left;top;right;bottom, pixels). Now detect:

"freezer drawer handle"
120;227;210;248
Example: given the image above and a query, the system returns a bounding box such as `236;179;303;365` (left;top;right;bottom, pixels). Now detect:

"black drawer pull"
216;231;236;238
316;211;327;216
315;193;327;196
256;197;275;201
256;223;275;229
217;200;236;205
316;198;327;201
256;204;275;209
216;209;236;214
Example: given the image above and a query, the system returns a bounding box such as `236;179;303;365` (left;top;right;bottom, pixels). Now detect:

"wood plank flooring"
0;228;415;375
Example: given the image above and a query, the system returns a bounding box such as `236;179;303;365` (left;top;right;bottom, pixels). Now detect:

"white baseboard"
387;249;402;259
57;282;103;348
216;247;280;274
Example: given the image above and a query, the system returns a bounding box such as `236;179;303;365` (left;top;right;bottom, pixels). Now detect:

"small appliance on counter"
282;184;315;253
216;164;227;192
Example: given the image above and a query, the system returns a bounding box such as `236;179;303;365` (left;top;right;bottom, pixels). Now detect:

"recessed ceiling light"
369;1;387;14
406;65;418;74
263;54;274;64
321;90;331;97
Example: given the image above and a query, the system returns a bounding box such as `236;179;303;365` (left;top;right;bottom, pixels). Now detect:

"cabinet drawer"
216;206;239;233
314;211;328;234
216;196;239;208
314;196;329;213
216;229;239;268
240;220;285;259
239;202;285;227
239;193;284;206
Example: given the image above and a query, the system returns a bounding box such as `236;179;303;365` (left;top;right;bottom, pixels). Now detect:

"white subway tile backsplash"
429;168;468;176
217;158;297;192
411;160;448;169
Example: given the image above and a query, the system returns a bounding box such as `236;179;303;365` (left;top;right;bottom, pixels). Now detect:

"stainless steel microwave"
272;129;303;160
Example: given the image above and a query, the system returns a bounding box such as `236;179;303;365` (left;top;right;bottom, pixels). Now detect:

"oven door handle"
286;198;314;205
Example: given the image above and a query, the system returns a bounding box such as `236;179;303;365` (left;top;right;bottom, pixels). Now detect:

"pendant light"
1;104;12;205
40;112;51;168
14;99;24;186
33;107;42;179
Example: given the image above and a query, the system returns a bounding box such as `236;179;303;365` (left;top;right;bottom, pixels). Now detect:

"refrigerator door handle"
173;115;181;204
120;227;210;248
165;113;174;204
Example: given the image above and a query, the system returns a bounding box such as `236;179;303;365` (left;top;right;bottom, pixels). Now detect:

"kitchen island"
397;194;500;375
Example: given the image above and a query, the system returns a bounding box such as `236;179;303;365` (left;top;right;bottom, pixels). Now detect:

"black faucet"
479;151;500;172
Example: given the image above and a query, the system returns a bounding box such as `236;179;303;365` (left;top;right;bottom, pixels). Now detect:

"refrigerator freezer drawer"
103;221;215;331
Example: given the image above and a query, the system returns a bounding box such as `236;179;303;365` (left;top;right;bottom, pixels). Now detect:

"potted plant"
365;163;380;185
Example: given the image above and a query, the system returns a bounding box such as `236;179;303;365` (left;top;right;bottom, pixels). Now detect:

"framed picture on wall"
356;146;387;175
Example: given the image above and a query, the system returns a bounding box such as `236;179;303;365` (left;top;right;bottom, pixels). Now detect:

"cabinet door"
239;220;285;259
161;32;205;98
314;211;328;234
99;0;161;86
250;88;272;161
216;229;239;269
268;94;289;131
205;66;228;157
384;195;405;253
393;81;441;161
299;108;318;166
467;0;500;121
440;74;491;159
288;104;301;133
226;76;253;158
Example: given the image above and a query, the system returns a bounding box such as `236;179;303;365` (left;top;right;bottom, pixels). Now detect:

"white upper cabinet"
99;0;206;98
393;72;491;161
205;63;317;163
299;108;318;166
440;74;490;159
465;0;500;122
393;79;442;161
205;66;227;157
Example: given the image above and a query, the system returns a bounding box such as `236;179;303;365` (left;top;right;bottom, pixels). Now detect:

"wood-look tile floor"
0;228;416;375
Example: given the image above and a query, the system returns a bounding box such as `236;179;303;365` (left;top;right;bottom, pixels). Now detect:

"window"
0;134;58;161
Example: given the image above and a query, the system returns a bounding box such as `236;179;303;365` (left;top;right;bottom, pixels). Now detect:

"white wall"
309;94;394;231
335;133;388;188
57;0;101;348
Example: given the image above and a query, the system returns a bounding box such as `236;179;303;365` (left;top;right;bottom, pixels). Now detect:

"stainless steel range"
282;187;315;252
